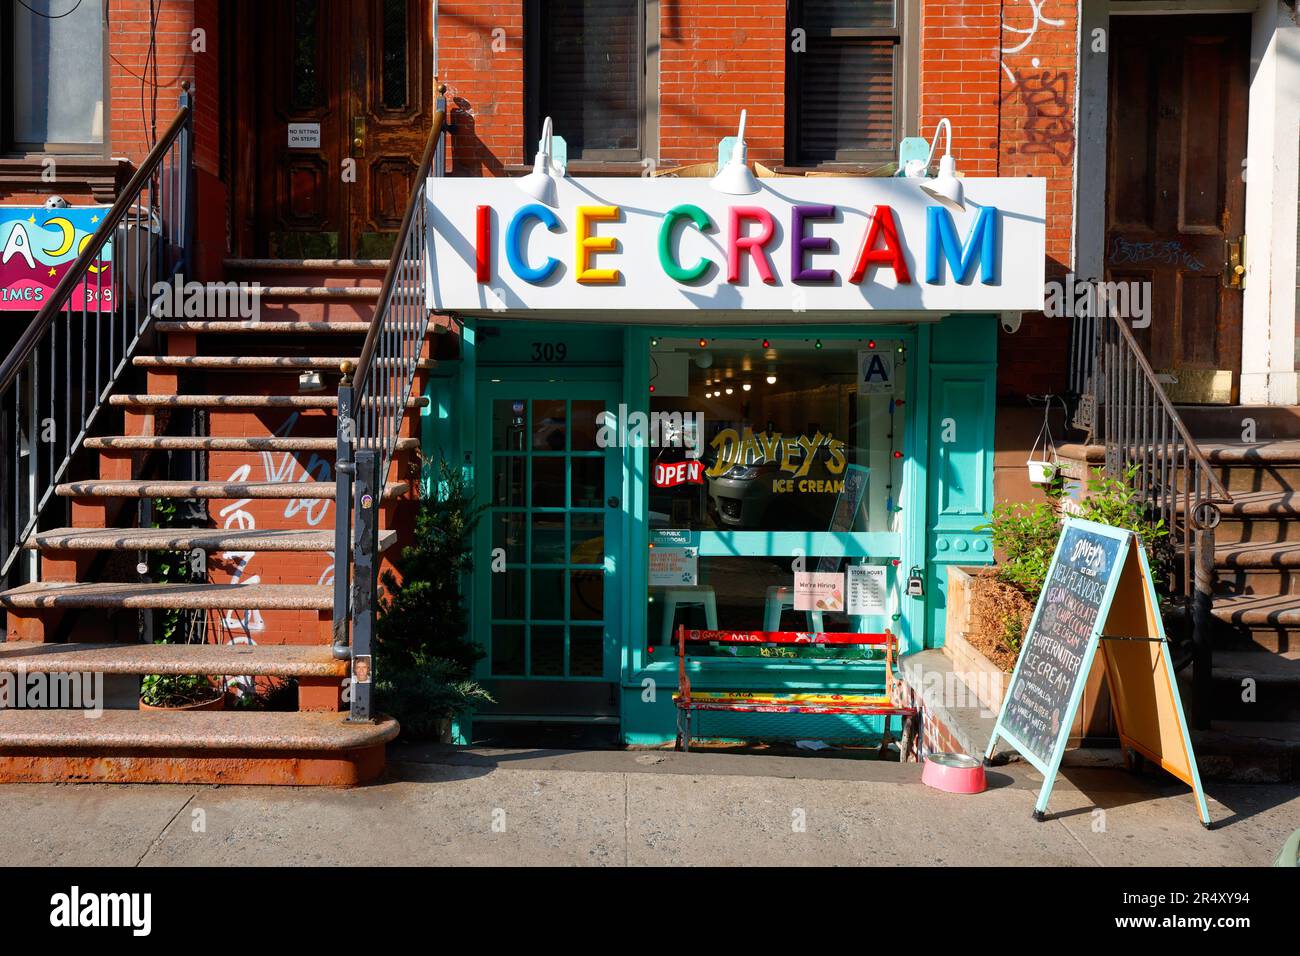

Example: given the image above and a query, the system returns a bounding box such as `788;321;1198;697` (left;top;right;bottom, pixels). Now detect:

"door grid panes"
485;395;612;679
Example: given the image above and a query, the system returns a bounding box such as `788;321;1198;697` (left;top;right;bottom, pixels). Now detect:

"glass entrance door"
473;381;623;717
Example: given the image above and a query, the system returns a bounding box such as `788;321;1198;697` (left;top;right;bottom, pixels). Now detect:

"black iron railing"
334;86;449;720
0;85;194;583
1070;309;1232;727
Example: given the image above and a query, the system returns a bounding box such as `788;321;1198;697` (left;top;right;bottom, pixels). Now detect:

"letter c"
506;204;560;283
658;204;714;283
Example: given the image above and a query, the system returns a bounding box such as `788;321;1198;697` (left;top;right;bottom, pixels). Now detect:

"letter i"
476;206;492;283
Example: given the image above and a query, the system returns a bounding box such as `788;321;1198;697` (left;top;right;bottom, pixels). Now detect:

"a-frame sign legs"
986;518;1212;827
1098;537;1212;828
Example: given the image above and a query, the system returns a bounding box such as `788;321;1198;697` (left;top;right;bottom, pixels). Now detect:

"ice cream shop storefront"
423;171;1046;746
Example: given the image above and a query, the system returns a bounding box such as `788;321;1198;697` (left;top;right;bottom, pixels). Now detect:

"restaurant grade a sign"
1;206;113;312
986;518;1211;827
425;176;1046;316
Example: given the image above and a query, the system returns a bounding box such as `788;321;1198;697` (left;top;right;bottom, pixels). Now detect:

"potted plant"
140;673;226;711
139;498;227;712
373;457;492;739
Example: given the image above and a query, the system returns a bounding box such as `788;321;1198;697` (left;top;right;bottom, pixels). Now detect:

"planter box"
944;565;1116;742
943;566;1009;713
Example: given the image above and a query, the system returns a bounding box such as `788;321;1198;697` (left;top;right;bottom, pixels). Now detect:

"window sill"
771;163;899;178
0;157;132;203
501;161;650;177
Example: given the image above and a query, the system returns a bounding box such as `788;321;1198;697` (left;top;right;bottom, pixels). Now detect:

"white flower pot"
1027;459;1057;484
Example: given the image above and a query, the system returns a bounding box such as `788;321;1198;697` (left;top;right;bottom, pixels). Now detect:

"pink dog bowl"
921;753;987;794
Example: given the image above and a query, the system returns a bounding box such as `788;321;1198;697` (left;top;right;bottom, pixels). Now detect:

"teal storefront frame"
425;314;998;746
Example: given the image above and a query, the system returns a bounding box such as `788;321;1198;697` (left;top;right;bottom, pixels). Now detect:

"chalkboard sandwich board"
985;517;1211;827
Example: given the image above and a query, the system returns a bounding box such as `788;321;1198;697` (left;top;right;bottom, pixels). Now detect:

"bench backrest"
676;626;893;647
675;626;900;703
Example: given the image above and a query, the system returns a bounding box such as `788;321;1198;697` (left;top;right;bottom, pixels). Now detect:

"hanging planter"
1026;398;1061;485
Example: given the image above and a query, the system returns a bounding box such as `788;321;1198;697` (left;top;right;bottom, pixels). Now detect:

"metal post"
1191;521;1216;730
24;354;38;582
347;449;381;722
178;82;196;276
332;367;355;659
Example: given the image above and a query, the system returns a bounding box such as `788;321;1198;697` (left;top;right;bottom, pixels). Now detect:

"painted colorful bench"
673;626;918;758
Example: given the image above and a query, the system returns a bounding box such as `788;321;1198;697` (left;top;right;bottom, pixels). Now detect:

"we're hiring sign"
425;176;1045;315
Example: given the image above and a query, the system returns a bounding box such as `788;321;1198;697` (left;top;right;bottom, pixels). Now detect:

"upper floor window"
526;0;657;163
3;0;106;152
787;0;916;167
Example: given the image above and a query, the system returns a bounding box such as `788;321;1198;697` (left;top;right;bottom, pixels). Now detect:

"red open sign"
654;460;703;488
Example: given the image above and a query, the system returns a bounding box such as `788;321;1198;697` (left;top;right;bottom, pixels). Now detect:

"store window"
645;336;909;648
525;0;657;162
786;0;916;166
3;0;105;152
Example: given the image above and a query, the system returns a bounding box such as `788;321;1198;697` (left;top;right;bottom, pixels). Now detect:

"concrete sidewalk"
2;746;1294;866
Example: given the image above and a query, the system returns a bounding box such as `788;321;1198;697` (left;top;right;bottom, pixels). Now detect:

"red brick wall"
658;1;786;169
439;2;526;175
105;0;224;275
107;0;198;164
919;3;1003;178
994;0;1079;402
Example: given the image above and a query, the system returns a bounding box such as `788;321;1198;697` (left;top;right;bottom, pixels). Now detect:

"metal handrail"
349;89;449;467
1071;308;1232;729
333;86;449;720
0;85;194;580
1079;312;1232;588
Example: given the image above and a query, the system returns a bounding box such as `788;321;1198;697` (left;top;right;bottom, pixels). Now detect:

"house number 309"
531;342;568;362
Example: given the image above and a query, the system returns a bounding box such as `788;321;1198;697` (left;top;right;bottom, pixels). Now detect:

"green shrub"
1077;465;1171;588
375;457;485;673
1001;613;1027;656
141;673;220;708
374;456;492;733
375;657;494;739
143;498;222;707
978;464;1171;601
977;495;1062;602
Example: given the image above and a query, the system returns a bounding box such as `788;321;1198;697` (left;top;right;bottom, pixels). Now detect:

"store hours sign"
426;176;1046;315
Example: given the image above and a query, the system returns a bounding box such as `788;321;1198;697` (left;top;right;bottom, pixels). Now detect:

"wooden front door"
1105;15;1249;403
242;0;435;258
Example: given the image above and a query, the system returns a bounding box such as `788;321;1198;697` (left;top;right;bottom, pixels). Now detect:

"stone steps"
0;640;347;677
0;582;332;611
0;710;398;785
132;355;433;371
1207;650;1300;722
153;321;372;334
1191;720;1300;783
55;479;409;499
224;257;388;272
84;435;419;452
1059;430;1298;776
0;260;437;784
24;527;397;553
108;393;429;409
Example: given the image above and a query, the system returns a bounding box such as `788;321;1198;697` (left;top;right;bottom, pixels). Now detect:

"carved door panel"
1106;15;1249;403
253;0;348;258
346;0;436;259
247;0;434;258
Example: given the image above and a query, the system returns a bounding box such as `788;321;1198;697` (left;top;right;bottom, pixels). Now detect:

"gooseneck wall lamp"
906;117;964;212
710;110;760;196
519;116;561;206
